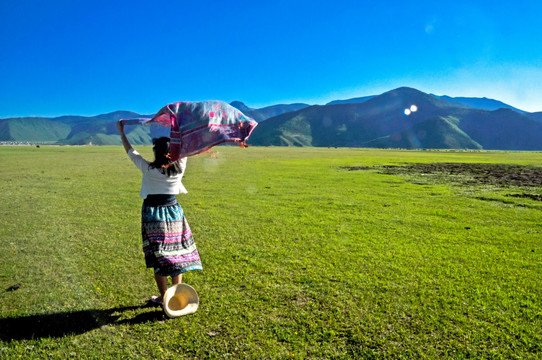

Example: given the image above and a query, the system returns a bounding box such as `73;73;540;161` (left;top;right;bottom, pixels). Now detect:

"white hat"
163;283;199;318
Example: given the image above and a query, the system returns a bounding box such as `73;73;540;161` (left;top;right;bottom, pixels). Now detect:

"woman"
117;120;202;306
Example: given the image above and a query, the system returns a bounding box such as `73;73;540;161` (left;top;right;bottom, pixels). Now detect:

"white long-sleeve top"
128;148;188;199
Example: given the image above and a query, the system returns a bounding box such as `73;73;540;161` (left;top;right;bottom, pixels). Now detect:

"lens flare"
404;108;411;116
410;105;418;112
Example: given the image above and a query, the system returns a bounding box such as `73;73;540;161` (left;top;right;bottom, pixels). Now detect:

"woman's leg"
154;272;168;298
154;273;182;296
172;274;182;285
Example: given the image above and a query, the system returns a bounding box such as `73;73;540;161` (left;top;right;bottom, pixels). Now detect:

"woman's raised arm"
116;120;133;153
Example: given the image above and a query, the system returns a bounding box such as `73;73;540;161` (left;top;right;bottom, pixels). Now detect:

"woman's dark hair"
148;137;181;177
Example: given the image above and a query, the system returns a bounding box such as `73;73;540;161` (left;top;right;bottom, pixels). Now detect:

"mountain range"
1;87;541;150
248;87;542;150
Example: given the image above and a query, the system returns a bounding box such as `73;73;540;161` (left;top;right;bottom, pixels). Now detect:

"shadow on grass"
0;303;164;341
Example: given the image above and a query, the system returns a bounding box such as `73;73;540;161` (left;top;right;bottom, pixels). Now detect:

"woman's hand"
117;120;133;153
116;120;125;133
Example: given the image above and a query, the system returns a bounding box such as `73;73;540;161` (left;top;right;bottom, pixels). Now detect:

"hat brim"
163;283;199;318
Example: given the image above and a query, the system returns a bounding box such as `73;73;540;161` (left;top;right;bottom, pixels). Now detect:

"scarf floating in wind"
121;101;257;160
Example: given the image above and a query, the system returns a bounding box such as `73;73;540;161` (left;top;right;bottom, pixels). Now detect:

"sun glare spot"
410;105;418;112
404;108;411;116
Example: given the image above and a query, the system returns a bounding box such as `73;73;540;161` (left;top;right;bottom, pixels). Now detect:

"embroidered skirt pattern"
141;202;202;276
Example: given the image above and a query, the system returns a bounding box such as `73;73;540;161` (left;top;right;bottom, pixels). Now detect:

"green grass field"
1;146;541;359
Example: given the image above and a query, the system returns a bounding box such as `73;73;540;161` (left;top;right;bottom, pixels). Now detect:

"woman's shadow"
0;302;164;341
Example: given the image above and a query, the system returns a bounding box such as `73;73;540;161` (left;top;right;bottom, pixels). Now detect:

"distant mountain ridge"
229;101;310;122
430;95;527;113
1;87;540;149
0;111;162;145
248;87;542;150
0;117;71;142
325;93;528;113
326;95;375;105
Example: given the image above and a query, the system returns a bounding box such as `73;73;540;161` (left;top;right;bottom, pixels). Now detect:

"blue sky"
1;0;541;117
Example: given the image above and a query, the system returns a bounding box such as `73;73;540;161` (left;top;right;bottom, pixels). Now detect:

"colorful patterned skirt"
141;195;202;276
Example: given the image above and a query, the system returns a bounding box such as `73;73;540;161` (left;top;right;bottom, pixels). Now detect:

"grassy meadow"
1;145;541;359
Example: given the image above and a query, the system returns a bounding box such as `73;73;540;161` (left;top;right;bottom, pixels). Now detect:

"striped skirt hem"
141;200;202;277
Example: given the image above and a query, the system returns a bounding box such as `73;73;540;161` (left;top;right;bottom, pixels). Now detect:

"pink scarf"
121;101;257;160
